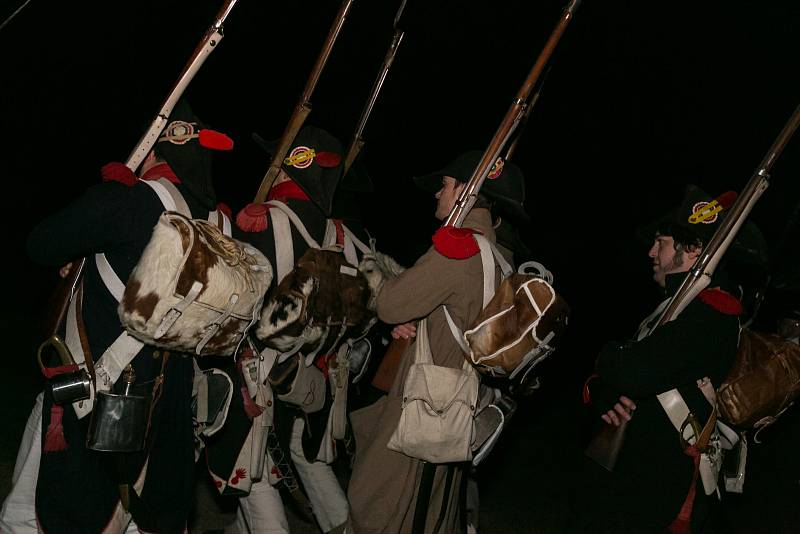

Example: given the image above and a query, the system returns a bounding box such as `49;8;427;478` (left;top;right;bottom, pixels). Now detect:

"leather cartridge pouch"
268;354;326;414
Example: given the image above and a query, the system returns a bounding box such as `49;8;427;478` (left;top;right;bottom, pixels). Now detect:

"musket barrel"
254;0;355;202
125;0;239;171
344;0;408;174
444;0;580;228
302;0;355;103
758;103;800;173
656;104;800;326
345;28;405;173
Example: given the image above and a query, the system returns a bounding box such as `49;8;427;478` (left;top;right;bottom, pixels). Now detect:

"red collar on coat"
697;288;743;315
141;162;180;184
267;180;310;202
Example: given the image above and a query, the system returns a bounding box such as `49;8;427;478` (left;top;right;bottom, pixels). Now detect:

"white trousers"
0;393;141;534
0;394;43;533
235;418;348;533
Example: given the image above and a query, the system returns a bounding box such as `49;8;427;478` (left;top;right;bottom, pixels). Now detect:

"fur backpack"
446;236;570;383
119;180;272;356
256;246;376;365
253;200;403;366
464;262;570;380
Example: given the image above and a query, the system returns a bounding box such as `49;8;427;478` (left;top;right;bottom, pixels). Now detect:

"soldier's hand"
601;395;636;427
59;262;73;278
391;322;417;340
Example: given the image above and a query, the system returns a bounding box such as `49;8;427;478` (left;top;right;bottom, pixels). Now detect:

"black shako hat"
154;99;233;210
253;125;344;216
638;183;768;268
413;150;530;224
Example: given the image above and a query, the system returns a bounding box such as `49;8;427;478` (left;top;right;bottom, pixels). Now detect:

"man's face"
648;234;700;287
434;175;465;221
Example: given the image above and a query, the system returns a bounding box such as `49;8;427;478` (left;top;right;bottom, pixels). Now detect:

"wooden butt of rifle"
584;420;628;472
371;337;410;393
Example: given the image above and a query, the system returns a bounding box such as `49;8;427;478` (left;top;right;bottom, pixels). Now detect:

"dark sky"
2;0;799;386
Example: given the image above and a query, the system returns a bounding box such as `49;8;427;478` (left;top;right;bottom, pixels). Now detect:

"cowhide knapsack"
119;179;272;356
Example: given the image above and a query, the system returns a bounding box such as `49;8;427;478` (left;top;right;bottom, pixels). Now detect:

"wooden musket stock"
254;0;355;203
443;0;580;228
371;336;410;393
586;103;800;471
41;261;84;340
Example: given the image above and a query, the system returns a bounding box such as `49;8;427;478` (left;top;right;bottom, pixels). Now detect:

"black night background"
1;0;798;531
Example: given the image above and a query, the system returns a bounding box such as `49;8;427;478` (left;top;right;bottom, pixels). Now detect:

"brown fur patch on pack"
121;278;160;322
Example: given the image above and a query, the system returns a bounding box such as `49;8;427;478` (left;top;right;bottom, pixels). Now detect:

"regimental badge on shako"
159;121;199;145
688;200;722;225
285;146;315;169
487;157;505;180
283;145;342;169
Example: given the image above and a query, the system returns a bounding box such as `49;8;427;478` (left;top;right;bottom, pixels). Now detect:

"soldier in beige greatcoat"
347;151;529;534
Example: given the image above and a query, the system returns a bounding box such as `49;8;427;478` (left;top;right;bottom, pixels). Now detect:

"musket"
41;0;240;335
503;66;551;162
126;0;239;171
254;0;356;203
343;0;407;173
586;103;800;472
444;0;581;228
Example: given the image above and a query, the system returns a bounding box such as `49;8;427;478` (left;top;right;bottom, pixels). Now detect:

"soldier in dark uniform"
575;185;745;533
205;125;351;534
16;100;233;533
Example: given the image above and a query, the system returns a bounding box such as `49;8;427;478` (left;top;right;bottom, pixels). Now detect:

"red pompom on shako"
432;226;482;259
315;151;341;168
199;129;234;151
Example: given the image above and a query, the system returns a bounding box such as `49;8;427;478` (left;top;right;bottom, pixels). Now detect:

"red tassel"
241;385;263;419
235;203;270;233
43;405;68;453
199;129;234;151
101;162;137;186
432;226;481;259
666;445;701;534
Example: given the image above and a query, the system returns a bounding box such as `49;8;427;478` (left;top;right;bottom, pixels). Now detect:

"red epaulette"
697;288;743;315
432;226;482;259
100;162;137;186
235;203;271;233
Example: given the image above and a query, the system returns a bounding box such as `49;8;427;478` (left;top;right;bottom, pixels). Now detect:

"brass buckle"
679;413;702;449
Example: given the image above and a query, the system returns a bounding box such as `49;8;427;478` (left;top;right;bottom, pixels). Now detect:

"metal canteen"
86;366;151;452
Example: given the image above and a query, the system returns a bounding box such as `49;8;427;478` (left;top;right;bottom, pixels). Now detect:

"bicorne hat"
253;125;344;216
413;150;530;224
638;183;768;268
154;99;233;210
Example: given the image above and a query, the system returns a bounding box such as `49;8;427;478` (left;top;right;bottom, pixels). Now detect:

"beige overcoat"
347;209;499;534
